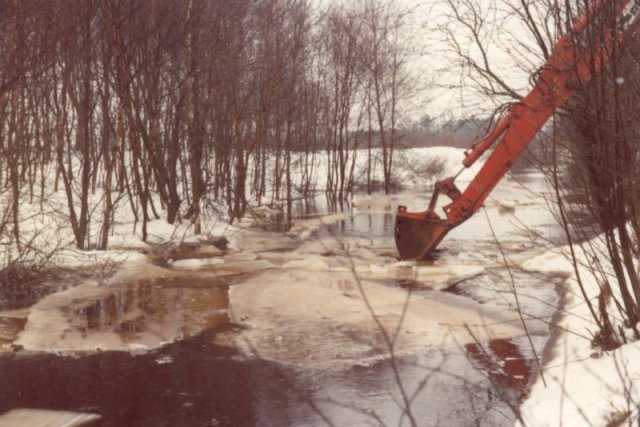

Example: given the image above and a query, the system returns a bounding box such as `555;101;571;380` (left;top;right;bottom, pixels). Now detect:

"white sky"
406;0;543;121
312;0;543;123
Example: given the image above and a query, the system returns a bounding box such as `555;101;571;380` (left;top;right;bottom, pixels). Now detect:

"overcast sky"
309;0;545;125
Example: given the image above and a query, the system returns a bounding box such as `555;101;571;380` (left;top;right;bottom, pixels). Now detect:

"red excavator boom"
395;0;640;260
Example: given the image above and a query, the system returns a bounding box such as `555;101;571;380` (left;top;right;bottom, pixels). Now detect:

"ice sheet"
15;264;231;353
230;268;528;369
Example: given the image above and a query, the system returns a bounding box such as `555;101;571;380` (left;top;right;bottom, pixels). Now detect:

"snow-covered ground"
518;240;640;426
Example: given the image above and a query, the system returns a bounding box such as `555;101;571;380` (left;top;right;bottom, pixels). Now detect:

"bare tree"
441;0;640;345
362;0;412;194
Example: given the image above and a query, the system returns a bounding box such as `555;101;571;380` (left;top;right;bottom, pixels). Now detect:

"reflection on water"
372;278;432;291
0;275;70;312
0;316;26;347
74;283;229;339
256;197;331;232
258;193;396;239
466;338;533;402
326;213;395;238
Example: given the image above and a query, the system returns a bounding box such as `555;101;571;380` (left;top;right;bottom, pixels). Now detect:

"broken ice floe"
0;408;100;427
15;264;232;353
170;257;225;269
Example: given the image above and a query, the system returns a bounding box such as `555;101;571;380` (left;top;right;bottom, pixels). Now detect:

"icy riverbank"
518;241;640;426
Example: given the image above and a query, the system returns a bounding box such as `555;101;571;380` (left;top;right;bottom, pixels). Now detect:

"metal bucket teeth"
394;207;449;260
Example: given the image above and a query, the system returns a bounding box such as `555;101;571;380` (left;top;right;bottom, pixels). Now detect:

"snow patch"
171;257;225;269
519;236;640;426
281;256;330;271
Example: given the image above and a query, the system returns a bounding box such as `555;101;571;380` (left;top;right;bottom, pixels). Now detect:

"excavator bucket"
394;206;450;260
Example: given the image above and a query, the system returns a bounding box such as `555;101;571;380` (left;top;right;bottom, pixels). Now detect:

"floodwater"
0;169;564;426
0;326;303;426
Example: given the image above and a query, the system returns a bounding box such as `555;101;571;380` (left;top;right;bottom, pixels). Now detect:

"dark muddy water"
326;212;395;239
0;327;300;427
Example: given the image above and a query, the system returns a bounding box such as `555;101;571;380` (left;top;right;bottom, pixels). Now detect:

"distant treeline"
322;116;490;152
